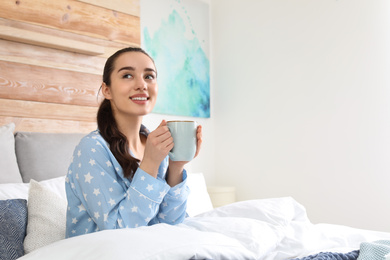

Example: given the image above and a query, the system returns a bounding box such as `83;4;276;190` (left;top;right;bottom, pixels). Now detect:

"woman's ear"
101;82;112;100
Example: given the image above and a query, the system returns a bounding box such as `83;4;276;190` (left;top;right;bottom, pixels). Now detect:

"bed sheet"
19;197;390;260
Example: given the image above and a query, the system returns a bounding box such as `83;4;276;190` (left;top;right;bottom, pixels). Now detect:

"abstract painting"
141;0;210;118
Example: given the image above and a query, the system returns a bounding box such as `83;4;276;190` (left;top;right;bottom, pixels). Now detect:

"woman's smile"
130;94;150;104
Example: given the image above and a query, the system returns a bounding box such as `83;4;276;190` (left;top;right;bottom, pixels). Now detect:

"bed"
2;1;390;258
1;122;390;260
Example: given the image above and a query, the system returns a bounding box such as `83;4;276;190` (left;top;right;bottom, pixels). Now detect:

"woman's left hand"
194;124;203;158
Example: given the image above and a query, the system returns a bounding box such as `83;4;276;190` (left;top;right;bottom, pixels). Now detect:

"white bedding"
19;197;390;260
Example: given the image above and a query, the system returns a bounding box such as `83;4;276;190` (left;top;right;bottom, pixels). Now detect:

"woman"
65;47;202;238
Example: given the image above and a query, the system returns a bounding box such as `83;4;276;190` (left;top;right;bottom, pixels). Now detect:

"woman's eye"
145;75;155;80
123;74;133;79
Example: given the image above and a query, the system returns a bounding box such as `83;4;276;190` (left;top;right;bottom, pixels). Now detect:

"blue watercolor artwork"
141;0;210;118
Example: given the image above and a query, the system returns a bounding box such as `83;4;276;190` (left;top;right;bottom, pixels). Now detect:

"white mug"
167;121;197;161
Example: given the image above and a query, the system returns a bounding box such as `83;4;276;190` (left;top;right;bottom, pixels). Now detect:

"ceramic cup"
167;120;197;161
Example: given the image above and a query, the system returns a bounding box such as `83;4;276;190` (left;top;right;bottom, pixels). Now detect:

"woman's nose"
135;78;147;90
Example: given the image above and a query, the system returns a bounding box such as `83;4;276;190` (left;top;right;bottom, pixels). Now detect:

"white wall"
211;0;390;232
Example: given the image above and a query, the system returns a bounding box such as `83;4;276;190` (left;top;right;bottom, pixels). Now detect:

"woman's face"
103;51;158;118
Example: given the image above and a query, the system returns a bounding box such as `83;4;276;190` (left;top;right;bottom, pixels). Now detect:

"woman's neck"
115;115;144;153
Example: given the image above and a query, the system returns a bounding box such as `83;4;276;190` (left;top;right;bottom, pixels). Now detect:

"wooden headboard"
0;0;140;133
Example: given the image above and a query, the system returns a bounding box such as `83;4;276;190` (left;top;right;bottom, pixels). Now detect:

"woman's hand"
139;120;173;177
167;125;203;187
194;124;203;158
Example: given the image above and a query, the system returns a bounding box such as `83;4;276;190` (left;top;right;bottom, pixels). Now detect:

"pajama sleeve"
154;167;189;225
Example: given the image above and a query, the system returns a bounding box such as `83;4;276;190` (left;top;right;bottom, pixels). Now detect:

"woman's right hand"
139;120;173;177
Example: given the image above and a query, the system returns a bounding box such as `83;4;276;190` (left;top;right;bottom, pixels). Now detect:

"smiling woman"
64;47;203;238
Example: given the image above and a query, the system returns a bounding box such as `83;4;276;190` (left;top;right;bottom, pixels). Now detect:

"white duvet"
19;197;390;260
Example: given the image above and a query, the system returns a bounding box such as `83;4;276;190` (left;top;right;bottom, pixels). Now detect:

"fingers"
158;120;167;127
194;125;202;158
197;125;203;139
147;121;202;162
154;120;169;138
147;120;173;152
140;120;173;176
153;121;173;147
160;131;174;150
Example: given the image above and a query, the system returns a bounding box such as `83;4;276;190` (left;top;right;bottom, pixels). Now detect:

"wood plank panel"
0;39;105;75
0;18;138;59
0;0;140;45
0;61;101;107
0;99;98;122
77;0;139;17
0;116;96;133
0;25;105;55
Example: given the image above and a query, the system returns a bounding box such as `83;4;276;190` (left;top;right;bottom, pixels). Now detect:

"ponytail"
97;99;139;178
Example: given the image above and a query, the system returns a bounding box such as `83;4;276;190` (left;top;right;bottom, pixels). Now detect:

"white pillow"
0;176;66;200
38;176;66;199
0;123;22;183
186;173;213;217
23;179;67;253
0;182;29;200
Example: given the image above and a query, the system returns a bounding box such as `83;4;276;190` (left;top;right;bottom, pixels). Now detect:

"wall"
211;0;390;232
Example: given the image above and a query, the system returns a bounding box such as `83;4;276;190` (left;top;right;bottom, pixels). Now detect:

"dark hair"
97;47;155;178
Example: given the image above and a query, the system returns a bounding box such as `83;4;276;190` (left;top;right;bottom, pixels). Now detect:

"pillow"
0;176;66;201
0;123;22;183
0;199;28;260
0;183;29;200
23;180;67;254
186;173;213;217
15;132;84;182
37;176;66;199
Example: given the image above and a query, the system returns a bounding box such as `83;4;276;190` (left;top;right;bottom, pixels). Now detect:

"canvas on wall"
140;0;210;118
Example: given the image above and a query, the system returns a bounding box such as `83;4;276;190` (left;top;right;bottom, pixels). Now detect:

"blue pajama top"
65;127;189;238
